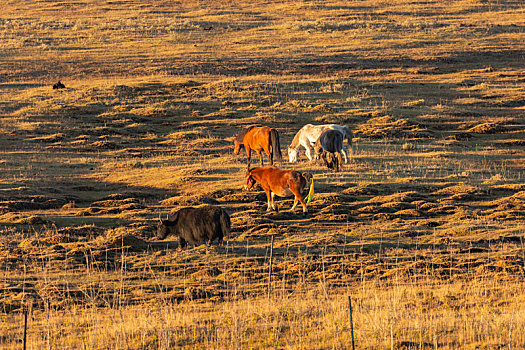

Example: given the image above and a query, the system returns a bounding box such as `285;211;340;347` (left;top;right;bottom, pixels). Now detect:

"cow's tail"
269;129;282;163
301;172;314;204
220;210;231;238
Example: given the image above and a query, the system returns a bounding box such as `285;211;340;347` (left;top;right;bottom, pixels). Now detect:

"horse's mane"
341;125;353;140
235;125;258;142
290;131;301;148
290;124;310;148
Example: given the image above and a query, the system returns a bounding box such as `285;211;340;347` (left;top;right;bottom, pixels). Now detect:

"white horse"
287;124;353;163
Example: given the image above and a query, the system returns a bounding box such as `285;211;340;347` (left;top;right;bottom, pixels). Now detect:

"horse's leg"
290;198;298;212
346;133;354;156
257;150;264;166
348;142;354;156
266;146;273;166
246;146;252;167
336;152;343;171
305;143;314;161
289;183;308;217
322;152;329;168
271;192;278;211
296;194;308;217
341;147;349;163
264;188;272;211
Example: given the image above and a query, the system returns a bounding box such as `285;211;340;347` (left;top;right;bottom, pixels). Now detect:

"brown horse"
234;125;282;166
245;166;313;216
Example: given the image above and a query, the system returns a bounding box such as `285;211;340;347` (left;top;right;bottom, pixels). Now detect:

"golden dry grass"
1;0;524;348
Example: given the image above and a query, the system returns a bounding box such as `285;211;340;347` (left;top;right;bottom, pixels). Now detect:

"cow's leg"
271;192;278;211
178;237;187;249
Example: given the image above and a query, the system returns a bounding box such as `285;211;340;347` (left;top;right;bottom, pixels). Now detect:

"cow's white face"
288;147;298;163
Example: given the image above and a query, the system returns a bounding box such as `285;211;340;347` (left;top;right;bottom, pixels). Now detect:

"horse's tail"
343;125;354;155
269;128;282;162
301;172;314;204
336;132;344;152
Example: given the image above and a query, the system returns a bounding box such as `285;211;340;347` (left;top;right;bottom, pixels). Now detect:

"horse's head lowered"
244;168;256;190
233;126;256;155
313;140;323;160
287;147;298;163
233;137;243;155
233;130;247;155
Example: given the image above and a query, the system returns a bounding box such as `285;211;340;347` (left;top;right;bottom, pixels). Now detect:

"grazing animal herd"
287;124;353;164
49;82;350;249
157;123;353;248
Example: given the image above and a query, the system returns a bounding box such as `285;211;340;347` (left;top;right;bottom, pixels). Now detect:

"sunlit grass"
0;0;524;348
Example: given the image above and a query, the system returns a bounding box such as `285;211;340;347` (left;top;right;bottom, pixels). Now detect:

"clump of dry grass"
355;115;432;139
4;278;524;349
1;0;525;348
467;122;505;134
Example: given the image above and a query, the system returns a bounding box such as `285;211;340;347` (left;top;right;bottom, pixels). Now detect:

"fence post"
267;235;275;298
348;296;355;350
23;307;28;350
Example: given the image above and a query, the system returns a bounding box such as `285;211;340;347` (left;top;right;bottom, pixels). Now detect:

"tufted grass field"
1;0;524;348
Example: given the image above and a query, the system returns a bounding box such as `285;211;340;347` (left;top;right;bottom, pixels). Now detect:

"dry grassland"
1;0;524;348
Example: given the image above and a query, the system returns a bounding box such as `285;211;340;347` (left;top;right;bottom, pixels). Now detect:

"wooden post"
267;235;275;298
348;296;355;350
23;308;28;350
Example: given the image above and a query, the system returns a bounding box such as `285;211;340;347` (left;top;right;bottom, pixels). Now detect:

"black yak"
157;205;230;248
53;81;65;89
